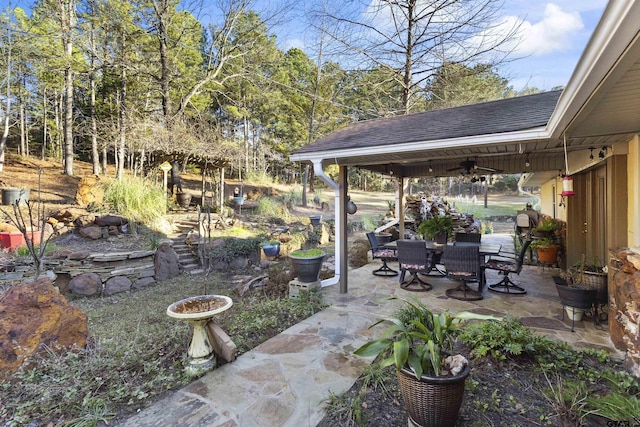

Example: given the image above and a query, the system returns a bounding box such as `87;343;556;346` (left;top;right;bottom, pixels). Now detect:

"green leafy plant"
354;297;500;378
208;237;262;263
459;316;554;361
290;248;325;258
570;254;607;274
102;177;167;227
530;237;559;250
417;215;454;240
535;218;558;233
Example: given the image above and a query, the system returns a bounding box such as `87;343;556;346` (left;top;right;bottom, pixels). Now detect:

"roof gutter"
547;1;640;139
312;160;340;288
290;128;549;163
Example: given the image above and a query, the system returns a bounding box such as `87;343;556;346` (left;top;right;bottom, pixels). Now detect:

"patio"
121;233;618;427
332;233;614;350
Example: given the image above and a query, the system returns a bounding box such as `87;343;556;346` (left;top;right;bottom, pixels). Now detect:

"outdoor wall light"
525;156;530;168
589;147;594;160
598;147;607;159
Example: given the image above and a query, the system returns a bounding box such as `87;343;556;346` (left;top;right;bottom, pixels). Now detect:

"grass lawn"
0;270;325;426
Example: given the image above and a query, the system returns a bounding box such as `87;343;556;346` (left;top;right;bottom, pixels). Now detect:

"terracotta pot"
536;245;559;264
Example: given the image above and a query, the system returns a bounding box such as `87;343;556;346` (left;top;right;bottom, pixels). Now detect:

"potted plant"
533;217;557;238
417;215;454;244
261;240;281;258
567;255;608;304
289;248;325;282
553;276;597;330
530;237;560;264
355;297;499;427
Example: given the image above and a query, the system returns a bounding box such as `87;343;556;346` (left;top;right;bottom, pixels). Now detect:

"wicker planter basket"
397;364;470;427
569;268;608;305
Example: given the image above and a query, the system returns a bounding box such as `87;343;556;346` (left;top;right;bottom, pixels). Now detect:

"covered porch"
335;232;613;350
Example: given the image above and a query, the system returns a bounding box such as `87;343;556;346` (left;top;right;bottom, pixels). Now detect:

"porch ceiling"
318;132;634;178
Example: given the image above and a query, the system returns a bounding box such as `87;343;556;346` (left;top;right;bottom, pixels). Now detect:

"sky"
276;0;608;91
1;0;608;92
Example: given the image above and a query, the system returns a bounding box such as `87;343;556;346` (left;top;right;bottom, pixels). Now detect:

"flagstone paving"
119;234;619;427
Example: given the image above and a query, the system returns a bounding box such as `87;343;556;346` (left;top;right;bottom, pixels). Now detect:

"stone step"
181;263;200;270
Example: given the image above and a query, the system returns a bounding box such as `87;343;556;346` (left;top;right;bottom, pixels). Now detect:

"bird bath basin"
167;295;233;375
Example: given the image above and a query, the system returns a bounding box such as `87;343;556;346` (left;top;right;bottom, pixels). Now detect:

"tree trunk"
89;5;99;176
61;0;75;176
41;87;47;160
0;25;12;172
116;36;126;180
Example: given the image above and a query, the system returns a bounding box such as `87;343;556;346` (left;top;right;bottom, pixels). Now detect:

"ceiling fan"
446;158;502;175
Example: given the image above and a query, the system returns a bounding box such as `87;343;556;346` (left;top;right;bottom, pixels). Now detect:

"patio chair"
454;232;481;244
396;239;433;291
443;245;483;301
485;239;532;295
366;232;398;277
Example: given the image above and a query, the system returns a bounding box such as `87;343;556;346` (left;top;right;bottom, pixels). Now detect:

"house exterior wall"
537;139;640;374
539;178;566;221
628;136;640;248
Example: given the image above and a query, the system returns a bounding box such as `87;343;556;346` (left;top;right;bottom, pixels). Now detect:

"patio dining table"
383;240;502;293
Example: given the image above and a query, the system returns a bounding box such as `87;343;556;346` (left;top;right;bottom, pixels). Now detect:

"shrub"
459;316;553;360
102;177;166;227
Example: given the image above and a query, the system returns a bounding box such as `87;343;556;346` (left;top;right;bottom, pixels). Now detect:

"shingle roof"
294;90;562;155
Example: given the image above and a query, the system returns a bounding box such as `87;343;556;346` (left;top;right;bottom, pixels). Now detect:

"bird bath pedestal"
167;295;233;375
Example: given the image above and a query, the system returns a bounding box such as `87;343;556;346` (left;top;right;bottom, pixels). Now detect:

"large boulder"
104;276;132;296
154;241;182;281
69;272;102;296
0;278;88;378
75;175;104;207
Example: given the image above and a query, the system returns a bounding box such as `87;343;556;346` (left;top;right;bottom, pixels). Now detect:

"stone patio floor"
119;234;619;427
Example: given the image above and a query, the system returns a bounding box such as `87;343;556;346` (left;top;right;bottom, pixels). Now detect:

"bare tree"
59;0;76;175
0;19;12;172
316;0;520;114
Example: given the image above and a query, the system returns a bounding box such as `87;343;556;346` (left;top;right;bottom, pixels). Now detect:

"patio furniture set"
367;232;531;302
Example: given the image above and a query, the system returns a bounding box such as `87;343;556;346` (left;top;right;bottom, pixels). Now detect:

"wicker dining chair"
366;232;398;277
485;239;532;294
443;245;483;301
396;240;433;292
454;232;481;244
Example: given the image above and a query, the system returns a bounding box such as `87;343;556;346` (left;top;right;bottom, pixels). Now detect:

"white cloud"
511;3;584;56
281;38;305;52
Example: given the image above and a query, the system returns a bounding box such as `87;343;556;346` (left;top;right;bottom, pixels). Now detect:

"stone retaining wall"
609;248;640;376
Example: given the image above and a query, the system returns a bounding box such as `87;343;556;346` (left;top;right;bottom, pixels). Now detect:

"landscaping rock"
0;278;88;378
69;272;102;296
104;276;132;295
75;175;104;207
74;214;96;227
68;250;91;260
78;225;104;240
95;215;127;227
154;242;182;281
133;277;155;289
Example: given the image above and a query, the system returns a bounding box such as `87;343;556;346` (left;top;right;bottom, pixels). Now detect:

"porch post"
339;165;348;293
397;176;404;239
